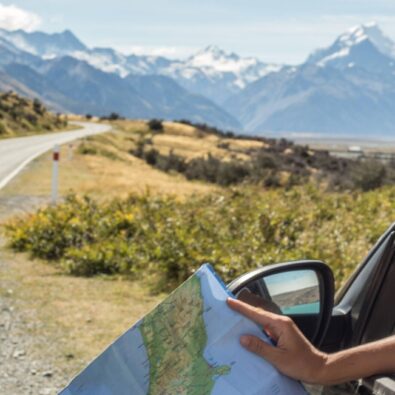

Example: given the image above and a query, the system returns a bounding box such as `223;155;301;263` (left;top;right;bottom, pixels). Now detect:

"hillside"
0;91;67;137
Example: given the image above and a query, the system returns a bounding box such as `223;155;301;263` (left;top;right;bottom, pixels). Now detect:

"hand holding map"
60;264;307;395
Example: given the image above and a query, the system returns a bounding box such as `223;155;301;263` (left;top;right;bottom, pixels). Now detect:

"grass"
0;121;217;200
0;244;163;379
0;92;70;139
146;121;266;161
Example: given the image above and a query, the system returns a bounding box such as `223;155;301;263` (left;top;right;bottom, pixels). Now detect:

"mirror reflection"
236;269;321;315
263;269;320;315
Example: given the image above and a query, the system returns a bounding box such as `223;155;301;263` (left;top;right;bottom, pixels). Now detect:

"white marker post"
68;143;73;161
52;145;60;205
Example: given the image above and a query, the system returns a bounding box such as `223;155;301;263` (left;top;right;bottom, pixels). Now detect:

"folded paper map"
60;264;307;395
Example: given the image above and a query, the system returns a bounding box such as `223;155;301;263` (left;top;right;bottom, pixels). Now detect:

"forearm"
316;336;395;385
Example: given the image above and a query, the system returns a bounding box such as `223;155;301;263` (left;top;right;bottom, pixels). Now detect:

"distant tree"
85;114;93;120
147;119;164;132
33;98;44;115
108;112;122;121
352;160;386;191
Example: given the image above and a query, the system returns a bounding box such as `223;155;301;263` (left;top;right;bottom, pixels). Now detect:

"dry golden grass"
150;121;266;161
0;122;217;200
152;133;227;159
1;119;272;200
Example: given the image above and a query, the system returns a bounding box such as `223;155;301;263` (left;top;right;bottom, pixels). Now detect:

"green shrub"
78;143;98;156
6;187;395;291
0;121;7;134
351;160;386;191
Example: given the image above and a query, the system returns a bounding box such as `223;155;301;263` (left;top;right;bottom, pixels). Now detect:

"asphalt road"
0;122;112;190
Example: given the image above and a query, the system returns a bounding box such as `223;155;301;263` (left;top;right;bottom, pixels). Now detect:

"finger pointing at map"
227;297;327;384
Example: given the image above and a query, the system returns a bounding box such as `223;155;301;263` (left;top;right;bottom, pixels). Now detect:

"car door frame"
321;223;395;394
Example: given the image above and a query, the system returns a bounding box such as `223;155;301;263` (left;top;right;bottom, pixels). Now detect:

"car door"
319;225;395;395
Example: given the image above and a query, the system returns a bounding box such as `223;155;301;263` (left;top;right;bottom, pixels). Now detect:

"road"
0;122;112;190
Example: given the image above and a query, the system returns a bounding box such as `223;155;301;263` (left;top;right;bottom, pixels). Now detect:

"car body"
227;222;395;395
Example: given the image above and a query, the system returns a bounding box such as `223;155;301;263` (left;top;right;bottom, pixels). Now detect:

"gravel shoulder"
0;196;71;394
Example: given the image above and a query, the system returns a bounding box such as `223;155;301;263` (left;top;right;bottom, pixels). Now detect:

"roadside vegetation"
132;119;393;191
0;91;69;138
2;115;395;384
5;186;395;292
4;118;395;293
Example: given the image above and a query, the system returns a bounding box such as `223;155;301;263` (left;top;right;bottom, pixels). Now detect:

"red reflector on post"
53;152;60;161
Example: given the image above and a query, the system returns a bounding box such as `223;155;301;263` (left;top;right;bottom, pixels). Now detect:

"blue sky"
2;1;395;63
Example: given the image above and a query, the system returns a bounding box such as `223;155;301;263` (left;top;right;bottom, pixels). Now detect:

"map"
60;264;307;395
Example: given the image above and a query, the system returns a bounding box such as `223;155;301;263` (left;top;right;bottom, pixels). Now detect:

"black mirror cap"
227;260;335;348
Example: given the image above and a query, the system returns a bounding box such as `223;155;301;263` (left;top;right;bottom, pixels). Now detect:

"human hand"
227;297;327;384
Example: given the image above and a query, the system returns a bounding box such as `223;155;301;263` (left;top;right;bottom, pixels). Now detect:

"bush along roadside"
131;137;394;191
5;187;395;291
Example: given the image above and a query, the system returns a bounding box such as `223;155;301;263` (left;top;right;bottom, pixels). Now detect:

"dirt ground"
0;196;66;394
0;196;162;394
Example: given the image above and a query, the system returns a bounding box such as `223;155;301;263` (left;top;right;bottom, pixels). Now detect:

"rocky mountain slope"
225;23;395;136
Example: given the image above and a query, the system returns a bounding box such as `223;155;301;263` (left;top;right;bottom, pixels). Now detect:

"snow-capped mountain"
159;46;282;104
307;22;395;73
225;23;395;136
0;28;280;105
0;28;87;58
2;22;395;136
177;45;280;88
0;29;241;130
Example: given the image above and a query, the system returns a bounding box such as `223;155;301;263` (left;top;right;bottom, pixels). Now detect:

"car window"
360;252;395;344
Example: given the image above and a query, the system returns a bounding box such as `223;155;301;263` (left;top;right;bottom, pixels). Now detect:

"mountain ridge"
1;23;395;136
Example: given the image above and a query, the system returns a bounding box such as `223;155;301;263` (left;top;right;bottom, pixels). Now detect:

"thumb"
240;335;279;364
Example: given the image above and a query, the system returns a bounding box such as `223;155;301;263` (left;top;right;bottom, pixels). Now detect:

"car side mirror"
227;260;335;347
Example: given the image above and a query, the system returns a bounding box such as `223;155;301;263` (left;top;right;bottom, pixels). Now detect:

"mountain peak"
338;22;395;58
307;22;395;67
61;29;78;39
193;45;236;61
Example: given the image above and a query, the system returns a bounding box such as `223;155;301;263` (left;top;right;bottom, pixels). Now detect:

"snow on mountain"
0;28;86;58
224;23;395;137
339;22;395;59
69;43;281;104
156;45;282;103
0;28;281;105
71;48;131;77
307;22;395;68
182;45;281;87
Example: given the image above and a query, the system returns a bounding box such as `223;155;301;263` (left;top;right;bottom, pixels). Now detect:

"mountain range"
1;22;395;137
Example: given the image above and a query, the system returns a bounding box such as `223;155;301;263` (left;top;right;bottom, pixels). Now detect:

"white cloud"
0;3;41;32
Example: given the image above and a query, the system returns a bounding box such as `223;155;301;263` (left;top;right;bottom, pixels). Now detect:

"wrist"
308;351;330;385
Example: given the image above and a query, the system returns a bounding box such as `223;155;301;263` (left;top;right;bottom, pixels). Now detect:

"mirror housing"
227;260;335;347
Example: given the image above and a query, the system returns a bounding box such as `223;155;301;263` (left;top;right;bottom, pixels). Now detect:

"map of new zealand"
60;264;307;395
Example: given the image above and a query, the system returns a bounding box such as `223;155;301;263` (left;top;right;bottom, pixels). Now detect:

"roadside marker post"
52;145;60;205
68;143;73;160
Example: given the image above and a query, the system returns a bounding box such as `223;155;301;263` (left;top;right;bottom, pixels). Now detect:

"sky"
1;1;395;64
